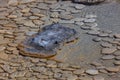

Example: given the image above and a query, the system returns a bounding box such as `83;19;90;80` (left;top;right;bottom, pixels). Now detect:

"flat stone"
59;20;74;24
114;33;120;38
91;61;102;67
54;72;62;79
115;56;120;60
73;69;85;75
87;30;100;35
29;16;39;20
73;18;85;22
113;51;120;56
7;15;17;18
93;76;105;80
84;18;96;23
85;14;97;18
98;33;109;37
105;67;120;72
101;47;117;54
114;61;120;65
59;15;74;20
75;22;84;26
81;26;91;30
10;71;27;78
85;69;99;75
31;66;47;73
100;42;112;48
23;20;35;27
101;55;115;60
0;46;6;52
8;0;18;6
21;8;30;13
79;76;93;80
20;0;36;4
74;4;85;10
33;20;44;25
25;31;37;36
73;0;105;4
93;37;102;42
67;75;78;80
0;52;8;60
0;39;9;45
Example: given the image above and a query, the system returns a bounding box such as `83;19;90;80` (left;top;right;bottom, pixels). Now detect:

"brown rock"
101;47;117;54
0;52;8;60
113;51;120;56
105;67;120;72
93;76;105;80
114;61;120;65
73;69;85;75
21;8;30;13
7;15;17;18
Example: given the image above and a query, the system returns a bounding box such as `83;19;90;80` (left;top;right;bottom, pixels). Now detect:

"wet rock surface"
18;23;78;58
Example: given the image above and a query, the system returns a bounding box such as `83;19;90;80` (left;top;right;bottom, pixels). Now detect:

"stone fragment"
50;12;59;18
114;61;120;65
93;37;102;42
23;20;35;27
8;0;18;6
74;4;85;10
20;0;36;4
73;69;85;75
101;47;117;54
59;20;74;24
79;76;93;80
101;55;115;60
91;61;102;67
59;15;73;20
105;67;120;72
0;52;8;60
100;42;112;48
93;76;105;80
98;33;109;37
85;14;97;18
115;56;120;60
10;71;27;78
73;0;105;4
114;33;120;38
67;75;78;80
21;8;30;13
87;30;100;35
75;22;84;26
84;18;96;23
7;15;17;18
33;20;44;25
85;69;99;75
0;46;6;52
113;51;120;56
25;31;37;36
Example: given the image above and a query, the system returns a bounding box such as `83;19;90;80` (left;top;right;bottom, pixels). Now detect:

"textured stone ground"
0;0;120;80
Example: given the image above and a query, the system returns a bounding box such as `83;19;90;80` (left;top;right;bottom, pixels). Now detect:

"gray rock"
101;47;117;54
74;4;85;10
101;55;115;60
86;69;99;75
